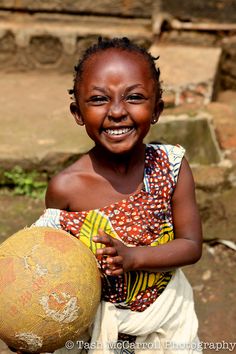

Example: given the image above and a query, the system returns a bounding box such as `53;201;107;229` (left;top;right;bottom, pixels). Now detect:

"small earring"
151;116;157;124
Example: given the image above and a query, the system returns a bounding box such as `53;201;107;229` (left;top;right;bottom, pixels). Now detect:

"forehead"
81;48;153;82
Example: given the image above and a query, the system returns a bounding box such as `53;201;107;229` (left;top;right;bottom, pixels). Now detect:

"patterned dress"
35;144;185;313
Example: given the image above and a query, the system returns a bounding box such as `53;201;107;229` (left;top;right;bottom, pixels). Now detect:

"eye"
88;95;109;105
126;93;146;103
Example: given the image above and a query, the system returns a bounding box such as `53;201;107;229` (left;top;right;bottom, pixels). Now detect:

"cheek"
81;107;103;124
131;105;153;121
82;111;105;136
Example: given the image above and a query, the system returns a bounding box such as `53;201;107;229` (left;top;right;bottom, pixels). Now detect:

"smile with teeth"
104;127;133;136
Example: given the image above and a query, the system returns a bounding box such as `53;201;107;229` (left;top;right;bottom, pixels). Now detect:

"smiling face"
71;48;163;155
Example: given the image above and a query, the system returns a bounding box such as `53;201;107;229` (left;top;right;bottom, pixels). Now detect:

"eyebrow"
124;84;145;94
91;86;107;94
91;84;145;94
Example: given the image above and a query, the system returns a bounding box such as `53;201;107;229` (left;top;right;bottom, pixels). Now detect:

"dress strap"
147;144;185;184
32;208;62;229
159;144;185;183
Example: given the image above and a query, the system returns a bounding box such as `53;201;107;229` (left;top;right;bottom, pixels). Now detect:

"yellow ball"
0;227;101;353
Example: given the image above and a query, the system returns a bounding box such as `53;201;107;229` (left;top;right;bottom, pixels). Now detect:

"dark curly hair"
69;36;162;101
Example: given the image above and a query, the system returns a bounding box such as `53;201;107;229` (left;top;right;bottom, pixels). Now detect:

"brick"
192;165;229;191
206;102;236;150
227;149;236;164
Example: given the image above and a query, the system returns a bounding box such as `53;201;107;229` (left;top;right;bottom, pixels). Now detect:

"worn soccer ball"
0;227;101;353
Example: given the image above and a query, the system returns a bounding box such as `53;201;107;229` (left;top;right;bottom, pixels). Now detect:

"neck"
90;144;146;175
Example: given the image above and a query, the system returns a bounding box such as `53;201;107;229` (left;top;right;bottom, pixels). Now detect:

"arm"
93;158;202;275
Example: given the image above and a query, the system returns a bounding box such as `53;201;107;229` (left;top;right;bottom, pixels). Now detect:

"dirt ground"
0;190;235;354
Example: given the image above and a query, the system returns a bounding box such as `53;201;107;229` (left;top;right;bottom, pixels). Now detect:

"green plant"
4;166;47;199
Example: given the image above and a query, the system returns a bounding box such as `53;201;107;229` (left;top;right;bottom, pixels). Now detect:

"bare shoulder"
45;154;92;210
45;169;73;210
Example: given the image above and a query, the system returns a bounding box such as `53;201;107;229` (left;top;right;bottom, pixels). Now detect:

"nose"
108;99;127;121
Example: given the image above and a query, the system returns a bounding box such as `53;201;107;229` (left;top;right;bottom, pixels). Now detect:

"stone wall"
1;0;236;90
0;13;151;72
2;0;236;22
221;36;236;90
152;1;236;91
156;0;236;23
0;0;153;18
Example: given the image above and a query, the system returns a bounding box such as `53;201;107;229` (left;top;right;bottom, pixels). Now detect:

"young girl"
35;37;202;353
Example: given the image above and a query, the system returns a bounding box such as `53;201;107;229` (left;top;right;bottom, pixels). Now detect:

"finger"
105;268;124;276
98;228;107;236
93;234;113;246
103;256;124;275
106;256;123;266
97;229;112;240
96;247;117;256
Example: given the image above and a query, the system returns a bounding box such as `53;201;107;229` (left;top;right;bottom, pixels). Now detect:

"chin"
108;144;139;156
96;137;143;155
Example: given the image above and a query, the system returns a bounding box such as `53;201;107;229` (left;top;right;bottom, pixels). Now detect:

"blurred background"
0;1;235;353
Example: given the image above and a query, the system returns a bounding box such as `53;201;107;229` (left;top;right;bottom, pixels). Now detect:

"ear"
70;102;84;126
151;99;164;125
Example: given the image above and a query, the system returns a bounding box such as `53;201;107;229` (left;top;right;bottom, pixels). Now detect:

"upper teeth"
106;128;131;135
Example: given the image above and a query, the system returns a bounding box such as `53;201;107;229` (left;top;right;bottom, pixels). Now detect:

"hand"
93;229;131;276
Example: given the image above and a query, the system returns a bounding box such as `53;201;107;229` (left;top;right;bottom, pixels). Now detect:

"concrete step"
0;71;93;177
146;113;222;165
149;43;222;107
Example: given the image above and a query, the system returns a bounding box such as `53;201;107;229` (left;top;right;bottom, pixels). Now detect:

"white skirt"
55;268;202;354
